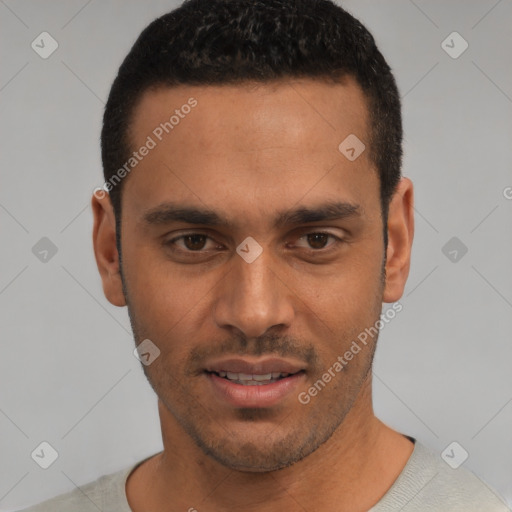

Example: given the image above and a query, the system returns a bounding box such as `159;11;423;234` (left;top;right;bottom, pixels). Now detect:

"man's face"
106;78;395;471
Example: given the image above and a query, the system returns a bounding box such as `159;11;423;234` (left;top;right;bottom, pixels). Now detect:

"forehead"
122;78;380;229
130;77;370;151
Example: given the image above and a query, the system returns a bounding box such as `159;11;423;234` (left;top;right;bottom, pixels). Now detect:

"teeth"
216;371;290;383
237;380;277;386
237;373;255;381
252;373;272;381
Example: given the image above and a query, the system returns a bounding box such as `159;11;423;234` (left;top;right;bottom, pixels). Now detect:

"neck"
127;374;414;511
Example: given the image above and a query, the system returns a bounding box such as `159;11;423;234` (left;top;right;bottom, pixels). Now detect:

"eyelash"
165;231;344;254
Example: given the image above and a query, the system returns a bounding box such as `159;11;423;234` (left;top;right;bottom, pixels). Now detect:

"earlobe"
382;177;414;303
91;192;127;307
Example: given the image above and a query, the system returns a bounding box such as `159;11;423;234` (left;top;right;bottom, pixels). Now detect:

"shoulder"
372;440;511;511
15;464;136;512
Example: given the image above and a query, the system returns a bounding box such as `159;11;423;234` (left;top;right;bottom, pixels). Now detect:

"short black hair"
101;0;402;247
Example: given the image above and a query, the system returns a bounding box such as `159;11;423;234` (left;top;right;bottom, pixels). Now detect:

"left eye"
294;232;340;250
167;233;220;251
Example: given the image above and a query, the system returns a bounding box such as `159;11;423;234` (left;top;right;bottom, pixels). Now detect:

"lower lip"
206;372;305;408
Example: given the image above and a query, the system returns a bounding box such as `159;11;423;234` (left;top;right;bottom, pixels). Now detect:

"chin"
203;442;307;473
188;421;323;473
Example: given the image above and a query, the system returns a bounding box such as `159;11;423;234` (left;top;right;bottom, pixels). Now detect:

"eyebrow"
142;200;361;229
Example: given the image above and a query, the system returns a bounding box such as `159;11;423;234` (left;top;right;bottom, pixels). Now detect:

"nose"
213;247;295;339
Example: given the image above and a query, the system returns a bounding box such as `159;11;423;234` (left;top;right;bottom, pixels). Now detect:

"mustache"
186;332;320;373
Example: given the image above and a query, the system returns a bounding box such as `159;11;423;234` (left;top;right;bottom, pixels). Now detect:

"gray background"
1;0;511;509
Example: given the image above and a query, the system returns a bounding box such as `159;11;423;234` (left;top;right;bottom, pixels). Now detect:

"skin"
92;77;415;511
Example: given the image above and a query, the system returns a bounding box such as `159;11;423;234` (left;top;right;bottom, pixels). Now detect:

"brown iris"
183;234;208;250
306;233;329;249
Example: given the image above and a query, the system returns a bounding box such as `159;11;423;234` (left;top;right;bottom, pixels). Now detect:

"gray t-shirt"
17;439;511;511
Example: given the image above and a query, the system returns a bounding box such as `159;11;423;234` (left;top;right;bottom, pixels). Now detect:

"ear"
91;190;126;307
382;177;414;303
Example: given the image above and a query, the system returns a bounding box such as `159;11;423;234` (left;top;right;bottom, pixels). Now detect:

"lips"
204;357;307;407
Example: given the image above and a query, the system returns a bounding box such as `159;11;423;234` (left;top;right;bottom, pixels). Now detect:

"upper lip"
205;357;306;375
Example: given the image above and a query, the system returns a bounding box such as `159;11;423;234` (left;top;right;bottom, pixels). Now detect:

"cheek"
295;249;383;315
290;252;383;357
123;239;190;308
121;243;220;353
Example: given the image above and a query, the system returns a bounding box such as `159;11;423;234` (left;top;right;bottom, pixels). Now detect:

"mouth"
205;370;304;386
203;357;307;408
